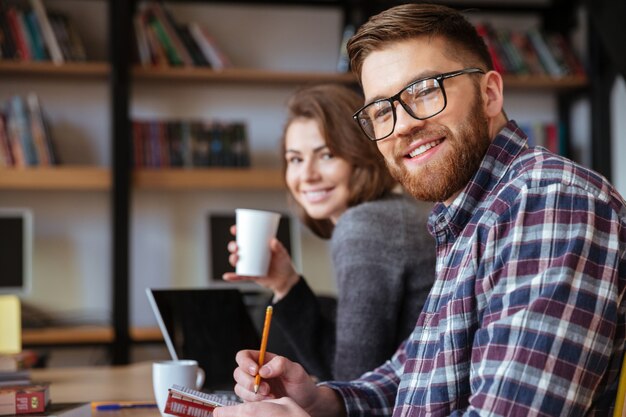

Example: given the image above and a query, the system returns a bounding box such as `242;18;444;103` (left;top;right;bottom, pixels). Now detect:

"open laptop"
146;287;261;392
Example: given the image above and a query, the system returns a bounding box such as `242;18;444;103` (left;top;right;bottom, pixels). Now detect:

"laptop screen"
146;288;261;391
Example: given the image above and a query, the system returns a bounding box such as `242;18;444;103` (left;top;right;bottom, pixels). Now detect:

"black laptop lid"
147;288;260;391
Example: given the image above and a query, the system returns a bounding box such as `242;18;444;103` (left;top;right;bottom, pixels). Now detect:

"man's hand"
213;397;310;417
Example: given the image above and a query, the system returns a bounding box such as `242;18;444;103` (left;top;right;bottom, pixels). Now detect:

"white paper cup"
235;208;281;276
152;359;205;417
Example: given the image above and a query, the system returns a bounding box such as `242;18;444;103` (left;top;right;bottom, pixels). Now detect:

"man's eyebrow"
364;69;441;104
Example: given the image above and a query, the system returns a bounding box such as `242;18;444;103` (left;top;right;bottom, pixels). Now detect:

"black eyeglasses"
353;67;485;141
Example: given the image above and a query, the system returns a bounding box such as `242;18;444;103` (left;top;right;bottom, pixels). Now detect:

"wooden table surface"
31;362;160;417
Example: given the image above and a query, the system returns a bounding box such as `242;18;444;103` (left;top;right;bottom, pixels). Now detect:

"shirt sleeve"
462;183;624;416
320;339;407;417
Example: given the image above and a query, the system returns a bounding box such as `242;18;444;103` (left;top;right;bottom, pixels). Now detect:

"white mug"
152;360;205;417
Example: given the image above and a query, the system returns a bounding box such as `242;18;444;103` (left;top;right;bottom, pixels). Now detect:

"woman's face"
284;118;352;224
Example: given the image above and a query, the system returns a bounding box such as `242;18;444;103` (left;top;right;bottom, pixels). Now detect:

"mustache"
393;127;450;158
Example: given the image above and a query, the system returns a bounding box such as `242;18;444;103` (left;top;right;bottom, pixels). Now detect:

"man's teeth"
408;139;442;158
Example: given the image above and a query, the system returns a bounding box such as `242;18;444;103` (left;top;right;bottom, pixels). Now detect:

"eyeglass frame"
352;67;486;141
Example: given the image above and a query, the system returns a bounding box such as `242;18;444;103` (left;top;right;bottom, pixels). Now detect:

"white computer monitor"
0;208;33;295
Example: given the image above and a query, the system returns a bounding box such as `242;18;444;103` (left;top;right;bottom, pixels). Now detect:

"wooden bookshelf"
134;167;284;190
0;167;110;190
21;326;162;346
133;66;357;84
0;61;110;78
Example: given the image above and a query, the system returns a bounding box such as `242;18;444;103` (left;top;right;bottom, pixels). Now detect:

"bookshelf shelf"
134;167;284;190
502;74;588;90
134;67;587;90
0;61;110;78
21;325;162;346
133;66;357;84
0;167;110;190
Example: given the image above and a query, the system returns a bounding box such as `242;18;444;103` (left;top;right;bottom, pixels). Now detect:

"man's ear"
481;71;504;118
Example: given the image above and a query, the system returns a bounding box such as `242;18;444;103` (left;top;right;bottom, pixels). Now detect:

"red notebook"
164;385;239;417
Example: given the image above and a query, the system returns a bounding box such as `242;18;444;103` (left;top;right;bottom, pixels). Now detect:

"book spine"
0;8;18;59
149;17;182;66
475;22;506;74
151;2;193;66
64;17;86;61
133;14;152;66
144;22;168;66
6;8;30;60
26;93;51;166
17;10;35;60
7;96;38;166
527;28;563;77
188;23;228;70
29;0;63;64
25;11;45;60
336;24;354;73
0;114;14;167
48;13;72;61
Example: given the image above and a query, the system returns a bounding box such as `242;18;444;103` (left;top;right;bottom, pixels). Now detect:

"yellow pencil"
254;305;273;394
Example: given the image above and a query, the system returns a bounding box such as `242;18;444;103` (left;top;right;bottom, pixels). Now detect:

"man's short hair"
347;4;494;83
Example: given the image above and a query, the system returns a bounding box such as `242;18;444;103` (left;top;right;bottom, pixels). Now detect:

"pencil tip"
253;384;259;394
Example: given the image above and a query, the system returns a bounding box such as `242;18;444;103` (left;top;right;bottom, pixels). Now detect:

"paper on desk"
0;296;21;354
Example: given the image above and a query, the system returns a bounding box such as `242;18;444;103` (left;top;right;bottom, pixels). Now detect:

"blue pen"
94;403;158;411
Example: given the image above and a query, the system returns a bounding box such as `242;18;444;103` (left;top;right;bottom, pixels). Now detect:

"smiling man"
213;4;626;417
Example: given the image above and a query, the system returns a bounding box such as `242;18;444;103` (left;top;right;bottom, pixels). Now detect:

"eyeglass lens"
359;78;445;140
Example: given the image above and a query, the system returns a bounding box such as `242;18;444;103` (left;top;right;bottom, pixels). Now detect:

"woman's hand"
223;225;300;300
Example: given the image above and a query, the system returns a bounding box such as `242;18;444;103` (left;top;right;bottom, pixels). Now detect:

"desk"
31;363;159;417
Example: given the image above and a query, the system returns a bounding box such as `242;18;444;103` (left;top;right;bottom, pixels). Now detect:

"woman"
224;84;435;381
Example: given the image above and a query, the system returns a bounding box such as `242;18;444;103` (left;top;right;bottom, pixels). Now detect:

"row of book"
476;23;585;77
1;352;90;417
133;119;250;168
134;1;231;69
0;0;86;63
0;94;58;168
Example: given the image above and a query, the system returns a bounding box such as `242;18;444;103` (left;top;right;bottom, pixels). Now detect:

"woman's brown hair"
281;84;396;239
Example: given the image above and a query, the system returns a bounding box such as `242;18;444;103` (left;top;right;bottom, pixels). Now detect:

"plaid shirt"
323;121;626;416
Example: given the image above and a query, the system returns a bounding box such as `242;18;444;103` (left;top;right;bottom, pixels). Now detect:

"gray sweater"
272;193;436;381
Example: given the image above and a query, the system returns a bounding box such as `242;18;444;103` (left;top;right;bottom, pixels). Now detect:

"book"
0;7;18;59
188;22;230;70
0;384;50;416
26;93;51;166
164;385;239;417
6;95;38;166
336;24;354;73
29;0;63;64
24;11;46;61
0;371;30;385
0;115;13;167
5;8;29;61
150;2;193;67
133;13;152;66
8;403;91;417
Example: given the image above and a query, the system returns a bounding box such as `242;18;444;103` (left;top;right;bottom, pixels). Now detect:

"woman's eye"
287;156;302;164
320;152;333;160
